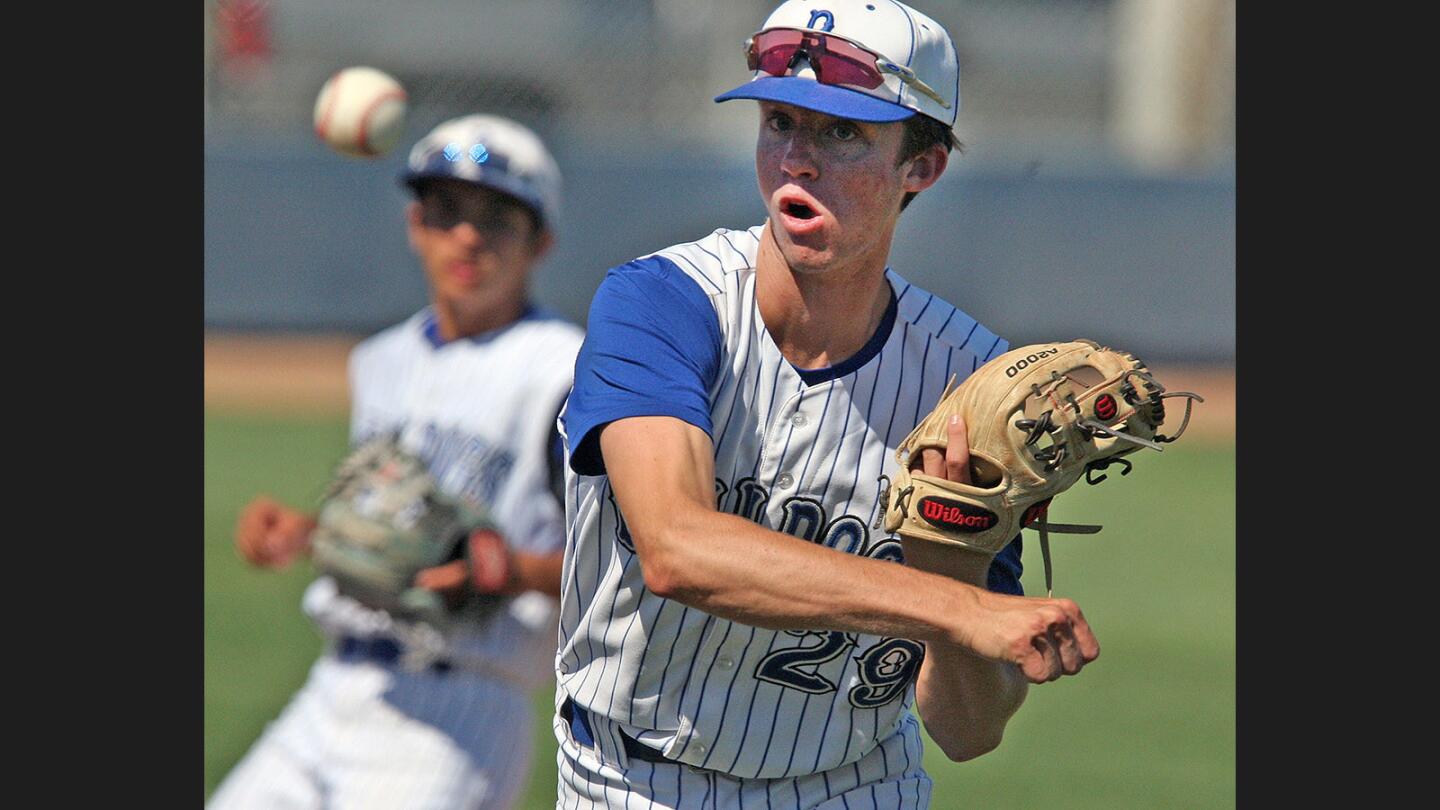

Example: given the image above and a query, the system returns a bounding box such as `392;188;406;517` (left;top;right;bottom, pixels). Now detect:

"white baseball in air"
313;66;408;158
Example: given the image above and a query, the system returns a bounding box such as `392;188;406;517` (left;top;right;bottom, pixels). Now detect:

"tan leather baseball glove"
882;339;1202;594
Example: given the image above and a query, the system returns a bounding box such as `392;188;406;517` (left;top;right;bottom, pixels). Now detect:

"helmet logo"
441;142;489;164
807;10;835;31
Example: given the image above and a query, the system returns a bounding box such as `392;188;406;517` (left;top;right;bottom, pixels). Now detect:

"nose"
779;132;819;181
448;220;486;249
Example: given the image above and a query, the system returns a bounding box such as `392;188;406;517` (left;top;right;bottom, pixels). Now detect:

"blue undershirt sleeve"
986;535;1024;595
563;257;723;476
982;333;1022;595
545;394;567;505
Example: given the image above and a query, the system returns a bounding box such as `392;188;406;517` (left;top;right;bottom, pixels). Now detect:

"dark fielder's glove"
310;435;506;628
883;339;1202;595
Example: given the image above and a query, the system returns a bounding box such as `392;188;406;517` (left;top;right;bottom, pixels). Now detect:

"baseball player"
553;2;1099;806
208;114;583;810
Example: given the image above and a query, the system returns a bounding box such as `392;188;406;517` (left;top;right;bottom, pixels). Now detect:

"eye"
486;212;528;241
767;111;794;131
829;123;859;142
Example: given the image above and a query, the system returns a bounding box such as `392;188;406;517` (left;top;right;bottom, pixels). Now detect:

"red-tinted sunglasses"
743;28;950;109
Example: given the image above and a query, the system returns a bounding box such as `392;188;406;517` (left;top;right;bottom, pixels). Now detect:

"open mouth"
784;200;818;220
775;190;826;236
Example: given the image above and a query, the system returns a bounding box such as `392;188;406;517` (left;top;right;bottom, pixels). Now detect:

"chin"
784;248;835;275
776;234;838;275
429;280;484;309
768;223;826;271
432;280;472;300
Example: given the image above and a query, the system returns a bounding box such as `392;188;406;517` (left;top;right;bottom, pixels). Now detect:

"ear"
405;201;424;251
901;143;949;195
529;227;556;263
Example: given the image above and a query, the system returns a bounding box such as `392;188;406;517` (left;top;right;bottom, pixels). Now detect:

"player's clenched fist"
234;495;316;569
961;590;1099;683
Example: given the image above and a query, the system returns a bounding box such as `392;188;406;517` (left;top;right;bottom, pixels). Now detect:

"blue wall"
205;141;1233;361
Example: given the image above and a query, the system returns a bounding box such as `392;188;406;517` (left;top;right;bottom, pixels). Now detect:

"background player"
208;114;583;810
553;1;1098;806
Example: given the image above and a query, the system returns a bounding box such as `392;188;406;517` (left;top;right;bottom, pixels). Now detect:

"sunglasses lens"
422;193;530;242
816;38;885;89
421;200;459;230
751;30;804;75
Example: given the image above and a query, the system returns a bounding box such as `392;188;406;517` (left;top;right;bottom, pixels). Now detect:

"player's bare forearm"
650;508;1001;644
905;543;1028;761
601;417;1009;646
416;543;564;599
915;641;1028;760
508;550;565;598
602;416;1100;686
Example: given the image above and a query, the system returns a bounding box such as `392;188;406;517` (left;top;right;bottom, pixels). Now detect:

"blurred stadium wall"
205;0;1234;362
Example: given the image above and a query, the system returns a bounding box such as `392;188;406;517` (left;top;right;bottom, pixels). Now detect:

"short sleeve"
545;394;568;504
986;535;1024;596
983;335;1009;362
563;257;724;476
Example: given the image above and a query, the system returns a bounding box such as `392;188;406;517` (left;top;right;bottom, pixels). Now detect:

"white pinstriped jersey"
557;225;1009;780
302;306;584;690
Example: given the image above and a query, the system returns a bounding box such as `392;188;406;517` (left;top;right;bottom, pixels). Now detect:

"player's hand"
907;415;992;584
234;496;315;569
957;588;1100;684
414;529;516;608
413;560;471;610
918;414;970;483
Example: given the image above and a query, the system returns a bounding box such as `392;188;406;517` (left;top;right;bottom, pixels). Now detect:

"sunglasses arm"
875;58;951;109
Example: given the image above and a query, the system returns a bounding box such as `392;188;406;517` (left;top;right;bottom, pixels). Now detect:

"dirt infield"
206;334;357;415
205;334;1236;440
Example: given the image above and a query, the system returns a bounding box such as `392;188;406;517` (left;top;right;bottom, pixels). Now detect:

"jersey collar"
421;303;539;349
791;279;898;385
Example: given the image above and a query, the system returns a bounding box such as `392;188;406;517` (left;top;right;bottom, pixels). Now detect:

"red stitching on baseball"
315;70;343;138
357;88;407;155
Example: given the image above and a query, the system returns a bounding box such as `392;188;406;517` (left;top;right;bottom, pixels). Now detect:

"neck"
431;296;527;342
755;221;895;370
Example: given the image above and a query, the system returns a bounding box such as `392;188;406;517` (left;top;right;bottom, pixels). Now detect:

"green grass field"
205;412;1234;808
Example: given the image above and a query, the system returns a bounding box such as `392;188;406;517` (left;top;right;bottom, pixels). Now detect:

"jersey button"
791;414;808;427
717;656;735;670
776;473;794;489
693;744;707;757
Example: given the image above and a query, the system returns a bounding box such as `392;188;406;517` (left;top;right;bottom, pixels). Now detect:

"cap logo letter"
807;9;835;31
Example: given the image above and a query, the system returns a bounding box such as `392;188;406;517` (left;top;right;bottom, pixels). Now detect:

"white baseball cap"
400;114;562;229
715;0;959;140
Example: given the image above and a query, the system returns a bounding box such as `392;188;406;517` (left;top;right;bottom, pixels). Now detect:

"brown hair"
896;115;961;211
